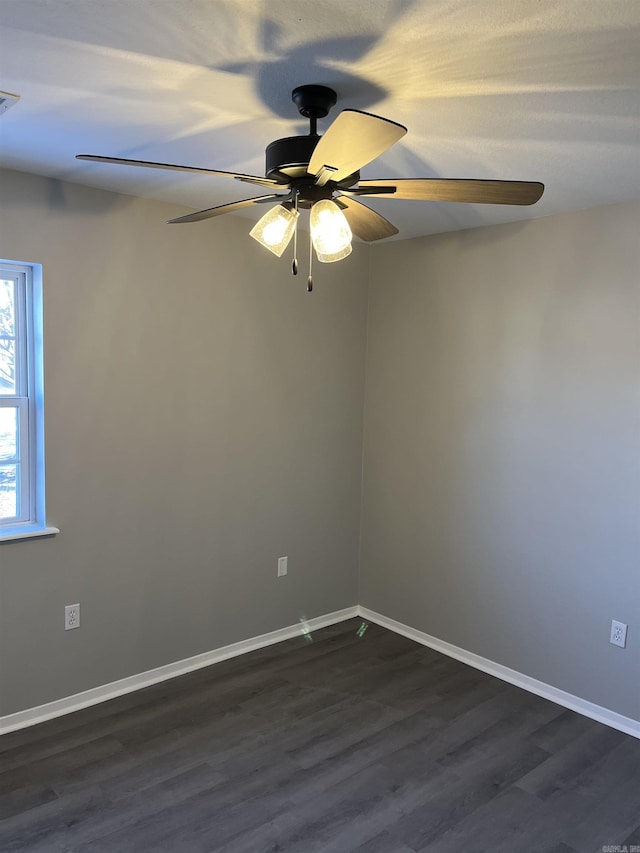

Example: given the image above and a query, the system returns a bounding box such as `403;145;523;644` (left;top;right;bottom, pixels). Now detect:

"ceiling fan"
77;84;544;290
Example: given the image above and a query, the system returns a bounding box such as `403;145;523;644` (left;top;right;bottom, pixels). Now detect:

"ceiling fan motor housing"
265;84;355;188
265;135;320;182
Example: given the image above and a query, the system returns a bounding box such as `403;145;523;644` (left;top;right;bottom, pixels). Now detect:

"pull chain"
292;190;299;276
307;230;313;292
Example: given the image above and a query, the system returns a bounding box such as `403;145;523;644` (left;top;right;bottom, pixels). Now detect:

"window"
0;261;57;541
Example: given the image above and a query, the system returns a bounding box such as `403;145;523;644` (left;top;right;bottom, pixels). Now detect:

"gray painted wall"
2;168;638;725
361;203;640;720
0;169;368;716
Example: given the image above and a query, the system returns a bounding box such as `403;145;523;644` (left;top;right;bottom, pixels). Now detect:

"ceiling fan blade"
76;155;282;187
337;196;398;242
235;176;290;189
339;186;397;197
167;195;282;224
254;194;291;203
356;179;544;206
308;110;407;184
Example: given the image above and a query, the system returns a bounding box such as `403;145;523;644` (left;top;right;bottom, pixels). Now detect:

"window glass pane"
0;279;16;394
0;279;15;336
0;408;17;461
0;340;16;394
0;464;17;520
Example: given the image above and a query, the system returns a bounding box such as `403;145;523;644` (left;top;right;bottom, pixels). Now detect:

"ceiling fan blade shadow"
337;196;399;242
357;179;544;205
167;195;281;224
308;110;406;184
76;155;281;186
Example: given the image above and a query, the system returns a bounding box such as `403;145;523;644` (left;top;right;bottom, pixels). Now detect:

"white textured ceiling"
1;0;639;240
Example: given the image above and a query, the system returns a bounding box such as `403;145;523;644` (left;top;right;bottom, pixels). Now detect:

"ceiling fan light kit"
309;199;353;263
249;203;299;257
76;83;544;292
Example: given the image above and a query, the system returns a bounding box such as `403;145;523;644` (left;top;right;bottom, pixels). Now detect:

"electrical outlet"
0;91;20;116
65;603;81;630
610;620;627;648
277;556;288;577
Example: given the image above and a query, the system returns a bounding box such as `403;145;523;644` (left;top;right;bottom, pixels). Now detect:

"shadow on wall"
0;171;134;217
45;177;134;216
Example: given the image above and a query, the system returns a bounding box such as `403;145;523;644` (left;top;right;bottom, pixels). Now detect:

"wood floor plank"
538;844;579;853
0;786;110;852
1;617;639;853
354;830;415;852
540;738;640;852
527;709;597;753
516;725;628;799
624;824;640;843
389;742;551;850
0;735;124;797
418;785;564;853
0;783;58;822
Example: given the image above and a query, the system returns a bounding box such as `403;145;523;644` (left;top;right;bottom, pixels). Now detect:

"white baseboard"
3;603;638;741
0;606;359;735
358;606;640;740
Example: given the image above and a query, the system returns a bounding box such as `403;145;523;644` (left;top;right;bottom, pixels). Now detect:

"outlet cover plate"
610;620;627;648
0;91;20;115
277;556;288;577
65;603;81;630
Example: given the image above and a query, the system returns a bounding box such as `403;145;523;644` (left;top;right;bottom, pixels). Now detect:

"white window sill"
0;525;60;543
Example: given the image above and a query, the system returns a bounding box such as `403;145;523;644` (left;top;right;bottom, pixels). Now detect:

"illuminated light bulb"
310;199;352;263
250;204;299;257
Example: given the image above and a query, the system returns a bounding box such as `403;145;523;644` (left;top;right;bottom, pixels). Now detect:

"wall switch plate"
277;556;288;577
65;603;81;630
610;620;627;648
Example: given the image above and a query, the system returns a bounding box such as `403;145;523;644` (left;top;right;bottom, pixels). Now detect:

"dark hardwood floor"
1;618;639;852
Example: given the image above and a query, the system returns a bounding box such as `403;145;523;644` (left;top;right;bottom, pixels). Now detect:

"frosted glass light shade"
250;204;299;257
310;200;352;263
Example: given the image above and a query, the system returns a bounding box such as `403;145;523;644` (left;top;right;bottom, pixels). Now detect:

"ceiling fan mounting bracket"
291;85;337;120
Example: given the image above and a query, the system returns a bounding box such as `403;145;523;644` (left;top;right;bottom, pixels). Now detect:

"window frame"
0;260;58;542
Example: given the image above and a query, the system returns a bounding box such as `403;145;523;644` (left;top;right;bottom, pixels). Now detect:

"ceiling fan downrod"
265;85;340;183
291;84;337;137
